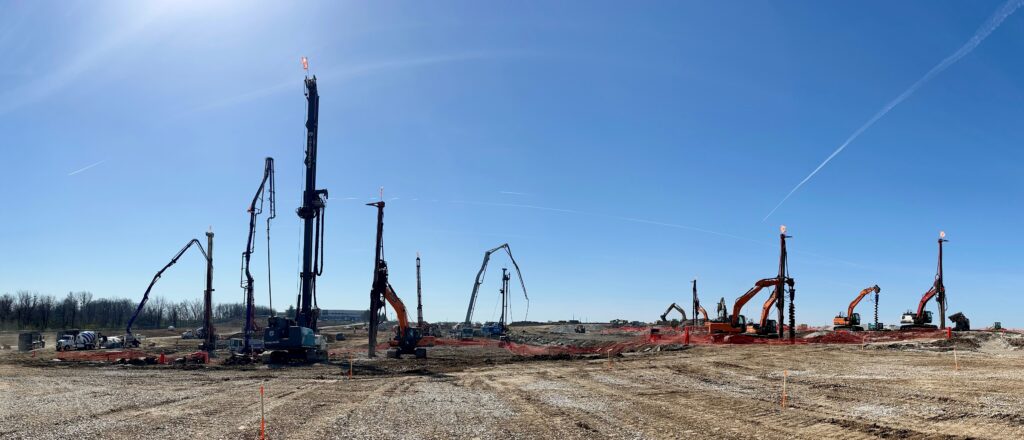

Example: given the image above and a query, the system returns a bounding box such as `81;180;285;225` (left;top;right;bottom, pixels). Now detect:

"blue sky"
1;1;1022;327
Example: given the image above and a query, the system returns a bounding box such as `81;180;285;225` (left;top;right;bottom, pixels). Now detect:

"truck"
17;332;45;351
181;327;207;340
56;330;103;351
228;338;264;353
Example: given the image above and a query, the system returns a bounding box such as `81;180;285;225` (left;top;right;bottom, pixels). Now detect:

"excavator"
659;303;687;326
900;232;947;330
368;199;434;359
746;288;783;336
707;225;795;340
833;285;880;331
659;302;708;327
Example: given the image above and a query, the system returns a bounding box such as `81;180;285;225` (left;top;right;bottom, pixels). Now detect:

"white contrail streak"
67;159;107;176
763;0;1024;221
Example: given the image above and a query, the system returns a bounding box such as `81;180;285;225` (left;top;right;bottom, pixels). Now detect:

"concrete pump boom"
127;237;211;346
464;243;528;325
240;157;275;353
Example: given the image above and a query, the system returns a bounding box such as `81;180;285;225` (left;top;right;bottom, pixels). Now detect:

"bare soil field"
1;329;1022;439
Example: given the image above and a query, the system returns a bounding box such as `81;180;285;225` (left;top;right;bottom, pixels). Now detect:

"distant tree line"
0;291;275;331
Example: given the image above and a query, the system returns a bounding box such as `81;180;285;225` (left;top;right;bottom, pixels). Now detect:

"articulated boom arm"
847;285;880;318
759;289;780;328
464;243;528;325
916;283;941;318
660;303;687;322
732;277;792;328
127;239;209;337
384;283;410;334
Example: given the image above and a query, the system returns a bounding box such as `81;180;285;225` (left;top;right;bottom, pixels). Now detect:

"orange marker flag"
301;56;309;72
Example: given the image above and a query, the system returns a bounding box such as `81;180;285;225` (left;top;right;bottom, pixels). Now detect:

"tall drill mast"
295;75;328;331
416;253;424;329
367;200;386;357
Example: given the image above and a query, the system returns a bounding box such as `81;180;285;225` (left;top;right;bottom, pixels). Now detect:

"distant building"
320;309;365;323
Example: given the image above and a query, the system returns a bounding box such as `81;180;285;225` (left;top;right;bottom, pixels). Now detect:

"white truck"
227;338;264;353
56;330;103;351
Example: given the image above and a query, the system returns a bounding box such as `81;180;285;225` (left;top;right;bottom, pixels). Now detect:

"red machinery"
833;285;880;331
707;226;795;340
900;232;948;330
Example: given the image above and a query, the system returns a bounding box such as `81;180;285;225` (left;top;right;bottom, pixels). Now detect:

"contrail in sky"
763;0;1024;221
68;159;107;176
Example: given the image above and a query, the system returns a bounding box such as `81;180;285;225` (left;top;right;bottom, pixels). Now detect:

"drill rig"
126;234;214;350
707;226;795;340
367;200;433;359
833;285;880;331
238;158;275;354
900;232;947;330
690;279;710;326
263;70;328;363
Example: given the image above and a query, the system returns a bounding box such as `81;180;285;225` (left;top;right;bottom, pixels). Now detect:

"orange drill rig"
367;199;435;359
707;226;796;340
833;285;881;331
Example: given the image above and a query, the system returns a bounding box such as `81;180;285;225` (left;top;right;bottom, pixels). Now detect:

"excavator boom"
659;303;687;323
847;285;880;320
731;278;787;328
384;283;410;332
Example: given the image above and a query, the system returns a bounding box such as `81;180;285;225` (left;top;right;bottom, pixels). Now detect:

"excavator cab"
388;326;427;359
900;310;934;329
746;319;777;336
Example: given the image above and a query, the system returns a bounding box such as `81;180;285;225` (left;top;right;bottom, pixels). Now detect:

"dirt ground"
1;329;1022;439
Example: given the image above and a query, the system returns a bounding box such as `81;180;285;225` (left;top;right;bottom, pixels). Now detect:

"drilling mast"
416;253;424;329
295;74;328;331
262;62;328;363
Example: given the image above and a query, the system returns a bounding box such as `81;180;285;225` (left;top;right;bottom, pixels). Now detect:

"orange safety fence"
54;349;151;362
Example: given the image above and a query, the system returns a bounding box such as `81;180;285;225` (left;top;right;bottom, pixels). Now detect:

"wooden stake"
259;384;266;440
349;353;354;379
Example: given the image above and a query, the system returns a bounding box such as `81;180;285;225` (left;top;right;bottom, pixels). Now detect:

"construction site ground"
1;326;1023;439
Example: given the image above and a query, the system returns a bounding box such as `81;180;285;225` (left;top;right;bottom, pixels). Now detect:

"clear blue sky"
1;1;1022;327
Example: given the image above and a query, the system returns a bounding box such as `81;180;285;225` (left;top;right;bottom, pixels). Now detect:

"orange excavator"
707;226;795;340
833;285;880;331
367;199;434;359
746;286;785;336
900;232;948;330
706;277;792;335
383;283;435;359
